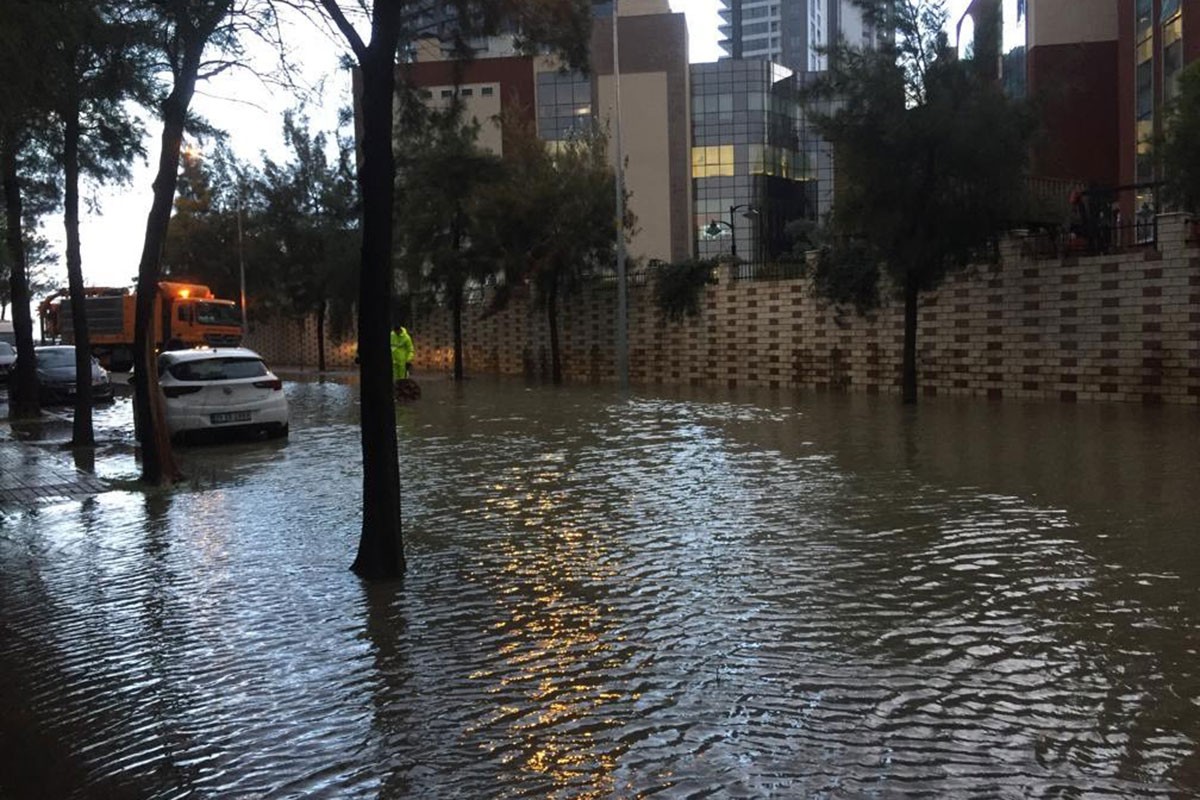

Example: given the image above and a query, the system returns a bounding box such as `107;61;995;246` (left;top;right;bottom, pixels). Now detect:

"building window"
460;87;473;96
692;145;735;178
481;86;494;96
1162;10;1183;104
420;90;433;99
1136;56;1153;120
1135;0;1153;34
1134;1;1153;185
537;70;593;141
441;89;454;98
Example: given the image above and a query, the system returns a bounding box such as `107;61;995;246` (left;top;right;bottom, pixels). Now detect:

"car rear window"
37;349;75;367
166;357;268;381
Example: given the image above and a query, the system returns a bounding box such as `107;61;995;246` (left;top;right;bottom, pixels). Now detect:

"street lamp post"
236;192;247;331
706;204;759;260
613;0;629;390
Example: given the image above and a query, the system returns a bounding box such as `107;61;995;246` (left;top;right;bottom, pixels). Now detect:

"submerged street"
1;376;1198;797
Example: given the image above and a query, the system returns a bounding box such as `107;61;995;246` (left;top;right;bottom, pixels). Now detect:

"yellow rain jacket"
390;327;414;380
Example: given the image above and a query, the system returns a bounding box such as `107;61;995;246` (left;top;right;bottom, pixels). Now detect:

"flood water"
1;376;1198;798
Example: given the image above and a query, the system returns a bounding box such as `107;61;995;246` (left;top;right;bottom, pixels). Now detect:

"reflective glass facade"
692;61;813;263
536;70;594;145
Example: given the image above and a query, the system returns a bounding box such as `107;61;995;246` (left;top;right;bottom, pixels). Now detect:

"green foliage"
806;0;1030;294
477;114;624;304
254;111;361;333
810;238;881;313
394;108;504;308
805;0;1032;401
161;143;244;296
0;216;55;314
1160;61;1200;213
653;259;715;321
474;113;627;382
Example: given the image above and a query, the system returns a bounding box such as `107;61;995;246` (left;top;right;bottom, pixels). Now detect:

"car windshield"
36;348;75;368
166;357;267;382
0;342;14;356
195;301;243;327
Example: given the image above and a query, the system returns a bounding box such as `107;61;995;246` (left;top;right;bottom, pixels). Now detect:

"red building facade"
1025;0;1198;210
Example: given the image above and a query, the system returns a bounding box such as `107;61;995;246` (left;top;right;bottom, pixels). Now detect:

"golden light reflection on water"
471;455;627;797
7;378;1200;796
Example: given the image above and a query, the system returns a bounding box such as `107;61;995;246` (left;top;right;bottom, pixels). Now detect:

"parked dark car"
12;345;114;405
0;341;14;379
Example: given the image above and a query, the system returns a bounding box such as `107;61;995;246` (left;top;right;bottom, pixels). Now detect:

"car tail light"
163;385;202;398
253;379;282;391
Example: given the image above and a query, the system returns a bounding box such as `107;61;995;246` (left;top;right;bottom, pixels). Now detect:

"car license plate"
211;411;251;424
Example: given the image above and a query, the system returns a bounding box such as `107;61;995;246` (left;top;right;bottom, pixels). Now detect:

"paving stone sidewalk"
0;400;110;506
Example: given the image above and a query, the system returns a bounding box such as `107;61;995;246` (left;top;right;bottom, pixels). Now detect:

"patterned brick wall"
247;213;1200;405
244;316;358;372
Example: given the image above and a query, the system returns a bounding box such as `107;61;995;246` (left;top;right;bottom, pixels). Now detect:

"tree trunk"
548;272;561;385
451;223;464;382
64;89;95;445
451;287;464;381
317;300;327;373
349;2;405;580
133;11;227;485
1;135;40;419
901;276;919;404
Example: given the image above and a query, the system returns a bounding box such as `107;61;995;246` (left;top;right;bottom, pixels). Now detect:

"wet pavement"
0;395;115;504
2;375;1200;798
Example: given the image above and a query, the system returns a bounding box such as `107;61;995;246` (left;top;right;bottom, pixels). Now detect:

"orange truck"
40;281;243;371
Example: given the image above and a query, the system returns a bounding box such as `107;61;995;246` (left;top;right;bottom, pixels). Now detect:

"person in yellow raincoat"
390;324;413;381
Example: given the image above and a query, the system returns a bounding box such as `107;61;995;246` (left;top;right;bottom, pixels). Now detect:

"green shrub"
653;258;716;321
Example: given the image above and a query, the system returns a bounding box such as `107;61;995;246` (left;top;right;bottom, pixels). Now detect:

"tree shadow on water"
360;580;421;799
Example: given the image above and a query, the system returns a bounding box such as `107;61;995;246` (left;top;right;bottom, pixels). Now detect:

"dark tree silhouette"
314;0;592;579
805;0;1031;403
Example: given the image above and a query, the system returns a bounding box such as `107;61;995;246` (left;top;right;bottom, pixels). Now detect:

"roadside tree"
1159;61;1200;214
313;0;591;580
0;1;61;419
804;0;1031;403
162;145;239;295
478;118;626;385
1;214;56;323
130;0;295;486
51;0;152;445
255;110;360;372
395;111;502;381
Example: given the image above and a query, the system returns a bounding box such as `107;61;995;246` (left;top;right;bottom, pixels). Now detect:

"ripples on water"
1;378;1198;798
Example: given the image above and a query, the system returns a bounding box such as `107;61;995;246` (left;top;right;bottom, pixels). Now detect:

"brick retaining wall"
245;213;1200;405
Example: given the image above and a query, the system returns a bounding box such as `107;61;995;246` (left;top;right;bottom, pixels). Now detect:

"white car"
156;347;289;442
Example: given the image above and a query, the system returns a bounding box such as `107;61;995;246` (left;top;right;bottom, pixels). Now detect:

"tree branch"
318;0;366;63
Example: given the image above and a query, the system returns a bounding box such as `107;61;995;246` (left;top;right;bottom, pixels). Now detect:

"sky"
54;0;971;297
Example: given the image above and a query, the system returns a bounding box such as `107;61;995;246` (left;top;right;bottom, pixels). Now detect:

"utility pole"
613;0;629;390
237;189;247;331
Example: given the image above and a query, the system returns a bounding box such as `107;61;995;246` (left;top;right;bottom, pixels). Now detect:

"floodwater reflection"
1;376;1198;797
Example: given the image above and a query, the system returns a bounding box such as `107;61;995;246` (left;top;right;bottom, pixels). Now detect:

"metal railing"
1020;216;1157;260
728;259;808;281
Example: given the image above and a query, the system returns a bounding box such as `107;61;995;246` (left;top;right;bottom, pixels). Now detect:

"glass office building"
692;60;814;263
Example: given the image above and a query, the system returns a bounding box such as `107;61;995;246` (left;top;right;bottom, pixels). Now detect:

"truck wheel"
110;347;133;373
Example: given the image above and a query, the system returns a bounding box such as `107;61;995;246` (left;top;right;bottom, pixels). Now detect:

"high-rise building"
692;60;812;263
401;0;693;265
960;1;1199;212
717;0;878;73
1118;0;1198;207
